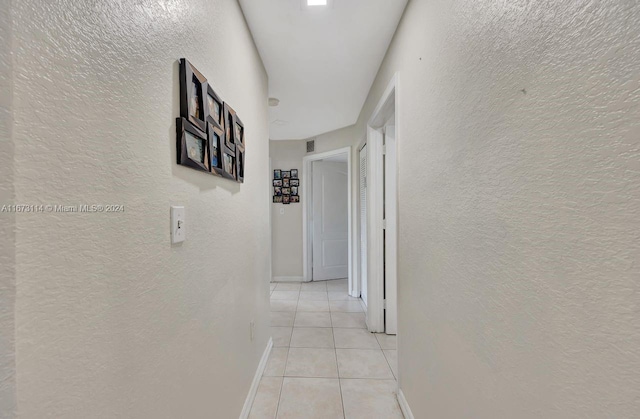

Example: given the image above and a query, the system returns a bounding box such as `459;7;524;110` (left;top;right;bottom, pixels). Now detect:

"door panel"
312;161;349;280
322;240;348;267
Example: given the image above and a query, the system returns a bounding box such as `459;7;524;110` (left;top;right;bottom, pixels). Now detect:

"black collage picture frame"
273;169;299;204
177;58;245;183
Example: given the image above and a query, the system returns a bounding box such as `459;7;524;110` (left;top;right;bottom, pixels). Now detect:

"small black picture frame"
290;179;300;187
236;141;245;183
291;186;298;196
179;59;207;133
233;115;245;146
223;103;237;150
282;171;291;179
221;144;236;180
274;187;282;196
204;84;224;128
273;195;283;203
207;122;224;177
273;179;283;187
291;169;298;178
177;117;209;172
282;187;291;195
283;178;290;188
291;195;300;203
274;169;282;179
233;114;245;183
283;195;290;204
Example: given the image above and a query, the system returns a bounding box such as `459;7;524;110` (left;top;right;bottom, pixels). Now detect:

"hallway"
249;279;401;419
2;1;639;417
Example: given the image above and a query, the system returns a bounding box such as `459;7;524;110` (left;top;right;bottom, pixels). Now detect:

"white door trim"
383;122;398;335
302;147;353;290
354;137;367;299
366;72;399;333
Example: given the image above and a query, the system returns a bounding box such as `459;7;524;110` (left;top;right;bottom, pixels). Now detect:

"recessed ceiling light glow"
307;0;327;6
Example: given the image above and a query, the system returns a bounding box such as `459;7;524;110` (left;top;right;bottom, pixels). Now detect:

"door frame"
302;147;353;288
354;137;367;302
366;72;399;333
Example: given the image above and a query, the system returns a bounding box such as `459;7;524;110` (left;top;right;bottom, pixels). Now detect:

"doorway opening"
302;147;353;288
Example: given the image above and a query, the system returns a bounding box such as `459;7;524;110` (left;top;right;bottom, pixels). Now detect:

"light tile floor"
250;279;402;419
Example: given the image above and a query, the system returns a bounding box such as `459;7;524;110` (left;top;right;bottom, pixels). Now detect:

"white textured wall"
0;0;16;416
270;140;306;279
10;0;271;418
354;0;640;417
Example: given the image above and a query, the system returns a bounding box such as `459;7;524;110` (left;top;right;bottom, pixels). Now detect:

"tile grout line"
273;294;298;419
273;375;284;418
332;307;347;419
272;374;285;419
275;374;397;381
375;332;399;383
382;349;397;381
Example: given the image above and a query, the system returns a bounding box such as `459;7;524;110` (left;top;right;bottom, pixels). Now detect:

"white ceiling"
239;0;408;140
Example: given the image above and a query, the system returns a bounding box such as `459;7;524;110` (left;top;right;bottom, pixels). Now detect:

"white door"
384;125;398;334
312;160;349;281
359;145;368;305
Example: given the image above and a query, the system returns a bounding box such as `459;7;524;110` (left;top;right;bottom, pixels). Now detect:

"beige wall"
0;0;16;416
10;0;271;418
311;125;357;156
270;140;306;279
355;0;640;417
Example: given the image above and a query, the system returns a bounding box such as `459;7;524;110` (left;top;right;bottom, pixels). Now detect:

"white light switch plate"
171;206;185;244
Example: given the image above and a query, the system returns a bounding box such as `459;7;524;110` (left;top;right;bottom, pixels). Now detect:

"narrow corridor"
248;279;402;418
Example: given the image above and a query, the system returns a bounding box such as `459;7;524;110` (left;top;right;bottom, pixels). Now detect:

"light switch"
280;208;285;215
171;206;185;244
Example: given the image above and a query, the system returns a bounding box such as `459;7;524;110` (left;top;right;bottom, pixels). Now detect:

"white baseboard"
239;337;273;419
271;276;306;282
397;388;414;419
